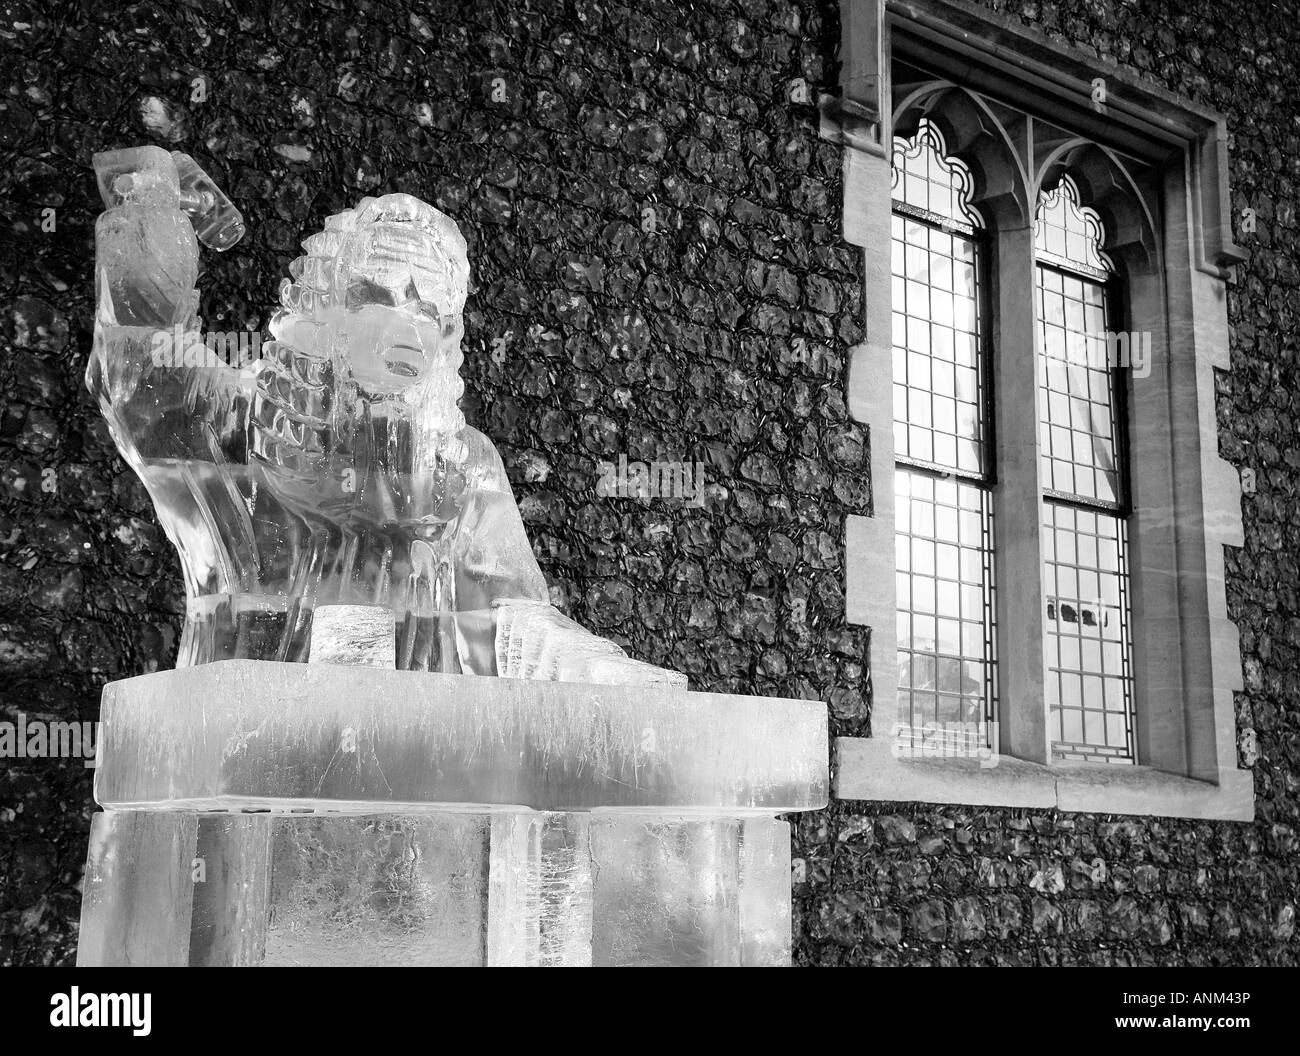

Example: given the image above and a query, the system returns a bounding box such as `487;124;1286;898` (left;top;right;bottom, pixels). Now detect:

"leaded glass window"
1034;177;1136;763
890;119;997;753
890;129;1138;764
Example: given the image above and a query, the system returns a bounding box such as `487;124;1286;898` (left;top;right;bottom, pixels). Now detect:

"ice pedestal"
77;661;828;966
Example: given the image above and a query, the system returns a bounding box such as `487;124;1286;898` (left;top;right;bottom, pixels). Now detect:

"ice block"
92;662;827;813
79;665;827;967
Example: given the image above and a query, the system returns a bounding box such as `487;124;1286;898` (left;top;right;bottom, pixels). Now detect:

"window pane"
1044;502;1135;763
894;468;998;751
891;121;996;757
1038;277;1123;505
890;118;982;229
1034;176;1112;273
891;120;988;478
891;213;988;476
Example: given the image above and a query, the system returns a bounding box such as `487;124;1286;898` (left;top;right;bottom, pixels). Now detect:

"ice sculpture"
88;145;682;684
78;148;828;967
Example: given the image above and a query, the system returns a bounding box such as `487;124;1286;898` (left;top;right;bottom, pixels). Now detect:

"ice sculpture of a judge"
89;145;681;685
79;146;826;968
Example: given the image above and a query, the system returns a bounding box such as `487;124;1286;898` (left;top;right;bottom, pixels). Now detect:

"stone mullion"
991;221;1052;764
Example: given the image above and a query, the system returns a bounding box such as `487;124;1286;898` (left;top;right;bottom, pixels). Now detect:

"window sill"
833;736;1254;821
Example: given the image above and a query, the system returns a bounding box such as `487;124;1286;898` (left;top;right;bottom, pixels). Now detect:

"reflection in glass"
1034;177;1135;762
891;120;997;751
892;216;985;475
1035;266;1121;504
1043;505;1134;761
895;472;997;737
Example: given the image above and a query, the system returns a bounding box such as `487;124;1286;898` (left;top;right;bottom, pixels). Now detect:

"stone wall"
0;0;1294;965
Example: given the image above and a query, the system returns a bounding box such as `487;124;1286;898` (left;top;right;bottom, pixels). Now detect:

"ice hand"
94;145;179;209
93;147;198;328
493;599;688;688
95;147;245;252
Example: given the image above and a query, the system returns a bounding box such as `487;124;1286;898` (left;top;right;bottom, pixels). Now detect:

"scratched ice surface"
93;661;829;812
78;809;794;966
87;145;683;686
83;632;822;965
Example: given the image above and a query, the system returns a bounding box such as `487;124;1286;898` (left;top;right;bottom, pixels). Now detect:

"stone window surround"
824;0;1253;820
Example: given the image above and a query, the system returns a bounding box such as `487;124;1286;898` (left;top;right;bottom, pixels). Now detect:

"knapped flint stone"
909;900;947;943
1031;896;1063;936
4;0;1299;967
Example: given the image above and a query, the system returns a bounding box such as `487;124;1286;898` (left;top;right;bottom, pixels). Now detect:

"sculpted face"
279;195;467;376
264;192;471;442
320;204;467;401
252;194;473;506
325;302;446;393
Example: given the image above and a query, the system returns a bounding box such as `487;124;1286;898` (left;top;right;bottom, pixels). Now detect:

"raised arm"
87;146;249;472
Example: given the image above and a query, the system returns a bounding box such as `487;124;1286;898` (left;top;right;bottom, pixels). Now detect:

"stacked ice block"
78;655;828;967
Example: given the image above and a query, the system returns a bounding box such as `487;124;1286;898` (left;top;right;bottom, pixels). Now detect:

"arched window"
890;119;996;755
836;0;1251;821
890;118;984;230
890;130;1139;765
1034;177;1135;762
